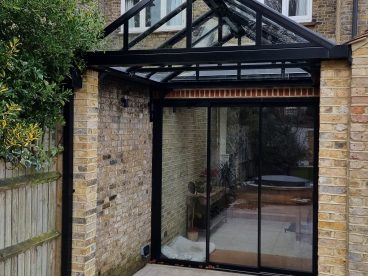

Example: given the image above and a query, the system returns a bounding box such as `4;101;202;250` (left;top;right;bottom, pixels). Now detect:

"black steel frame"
151;97;319;276
61;92;75;276
86;0;351;88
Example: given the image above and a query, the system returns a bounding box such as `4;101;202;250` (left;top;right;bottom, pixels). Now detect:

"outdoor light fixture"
121;95;129;108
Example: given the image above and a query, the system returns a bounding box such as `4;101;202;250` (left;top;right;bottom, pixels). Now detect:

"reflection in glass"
159;105;315;273
265;0;282;12
261;15;308;44
261;106;314;272
192;18;218;47
161;107;208;262
209;107;259;267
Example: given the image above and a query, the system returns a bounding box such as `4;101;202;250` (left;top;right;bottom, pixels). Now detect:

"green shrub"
0;0;104;169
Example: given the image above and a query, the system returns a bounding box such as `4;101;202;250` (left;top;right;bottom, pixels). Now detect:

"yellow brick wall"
72;70;99;276
161;107;208;244
348;37;368;276
319;37;368;276
319;60;351;276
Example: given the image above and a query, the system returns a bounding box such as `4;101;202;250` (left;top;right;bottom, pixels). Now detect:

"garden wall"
72;71;152;276
96;75;152;275
161;107;208;244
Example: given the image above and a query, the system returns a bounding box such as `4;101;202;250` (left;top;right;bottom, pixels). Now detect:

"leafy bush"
0;0;104;169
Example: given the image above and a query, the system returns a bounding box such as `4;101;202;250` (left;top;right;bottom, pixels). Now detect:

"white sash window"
257;0;312;22
122;0;185;33
121;0;312;33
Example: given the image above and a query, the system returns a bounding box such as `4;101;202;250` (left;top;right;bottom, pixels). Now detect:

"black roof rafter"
87;0;351;87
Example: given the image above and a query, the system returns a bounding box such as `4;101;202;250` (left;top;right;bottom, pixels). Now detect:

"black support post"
61;94;74;276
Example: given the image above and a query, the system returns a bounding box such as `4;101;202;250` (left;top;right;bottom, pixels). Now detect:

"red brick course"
165;87;319;99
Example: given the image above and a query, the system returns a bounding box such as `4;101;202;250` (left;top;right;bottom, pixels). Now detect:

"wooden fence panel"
0;128;62;276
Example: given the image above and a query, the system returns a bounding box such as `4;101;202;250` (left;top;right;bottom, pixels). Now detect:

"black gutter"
61;85;75;276
352;0;359;38
86;45;350;67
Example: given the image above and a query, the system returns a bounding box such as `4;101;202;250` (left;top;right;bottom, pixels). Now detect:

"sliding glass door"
260;106;315;272
208;107;259;268
158;102;317;275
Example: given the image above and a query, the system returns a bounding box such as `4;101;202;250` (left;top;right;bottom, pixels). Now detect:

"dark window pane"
126;0;141;28
260;106;315;272
145;0;161;27
289;0;308;16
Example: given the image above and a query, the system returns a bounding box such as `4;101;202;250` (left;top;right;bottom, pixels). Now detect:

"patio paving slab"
134;264;251;276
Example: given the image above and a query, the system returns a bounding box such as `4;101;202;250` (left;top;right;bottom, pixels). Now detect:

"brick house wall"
68;1;368;276
348;36;368;276
318;60;351;276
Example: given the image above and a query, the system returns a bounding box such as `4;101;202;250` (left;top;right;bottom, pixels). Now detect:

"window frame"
257;0;313;23
121;0;186;33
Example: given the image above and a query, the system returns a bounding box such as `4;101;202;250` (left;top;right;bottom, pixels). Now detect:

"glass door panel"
260;106;315;272
209;107;259;267
158;103;316;274
160;107;208;262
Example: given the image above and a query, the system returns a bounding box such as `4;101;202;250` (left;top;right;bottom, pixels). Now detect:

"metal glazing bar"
186;0;193;48
281;62;286;78
237;36;241;80
123;23;129;51
134;62;315;73
104;0;153;37
218;16;223;42
256;12;262;45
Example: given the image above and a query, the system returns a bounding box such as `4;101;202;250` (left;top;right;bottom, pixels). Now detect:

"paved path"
134;264;251;276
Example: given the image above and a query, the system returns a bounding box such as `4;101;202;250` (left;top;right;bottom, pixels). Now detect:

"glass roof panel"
169;63;311;82
226;0;308;45
261;14;308;44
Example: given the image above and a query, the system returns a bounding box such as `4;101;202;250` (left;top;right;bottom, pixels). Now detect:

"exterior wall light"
121;95;129;108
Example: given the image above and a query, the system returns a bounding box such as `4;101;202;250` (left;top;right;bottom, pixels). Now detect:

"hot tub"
243;175;313;205
253;175;312;188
